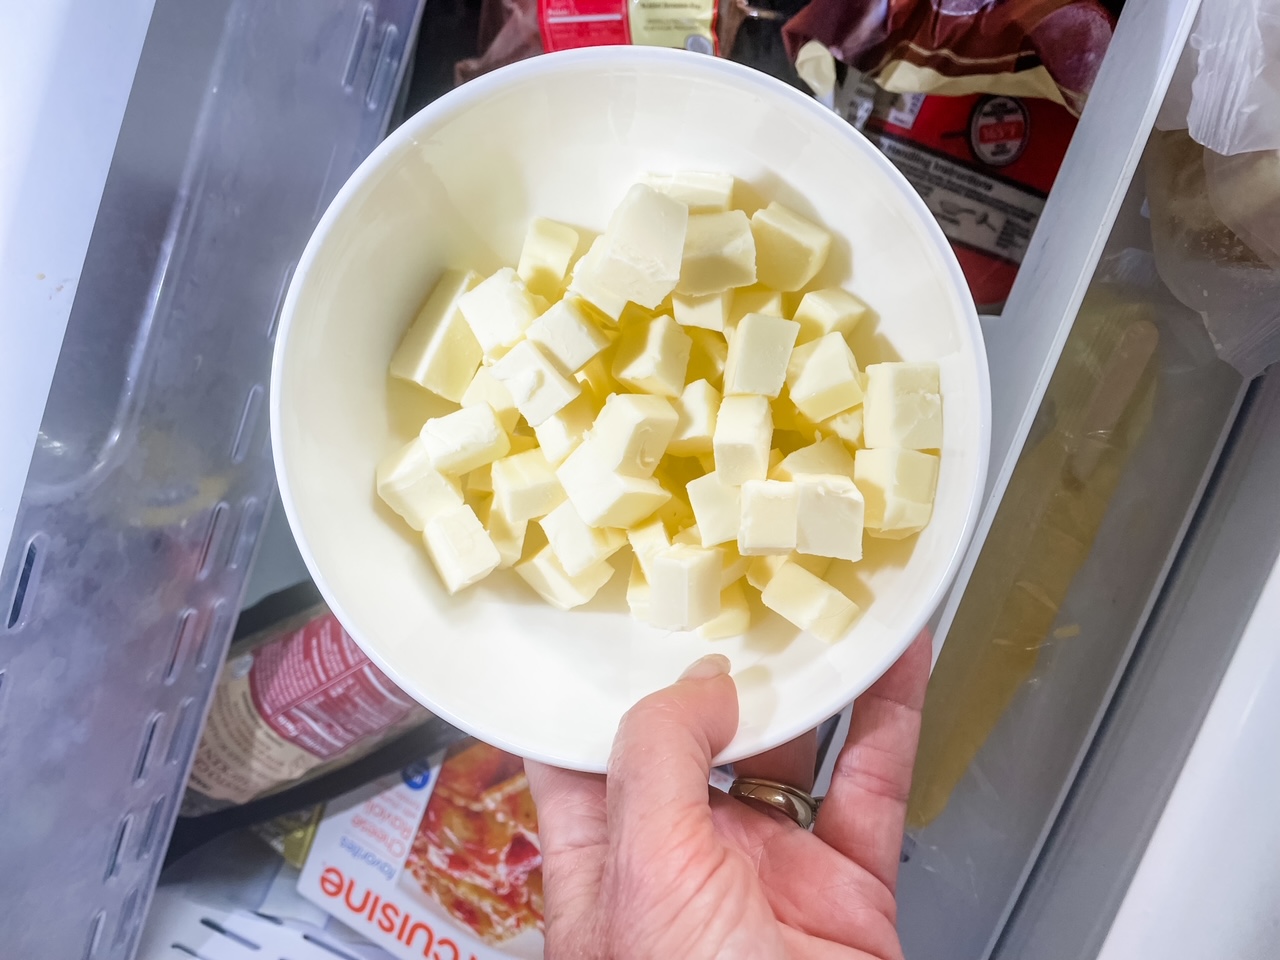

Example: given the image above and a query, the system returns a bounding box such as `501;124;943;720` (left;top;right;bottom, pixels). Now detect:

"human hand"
525;631;931;959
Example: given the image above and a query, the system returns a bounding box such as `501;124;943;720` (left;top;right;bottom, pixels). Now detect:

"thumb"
606;654;739;844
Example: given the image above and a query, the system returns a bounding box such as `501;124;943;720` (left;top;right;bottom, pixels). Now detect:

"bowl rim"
271;45;991;772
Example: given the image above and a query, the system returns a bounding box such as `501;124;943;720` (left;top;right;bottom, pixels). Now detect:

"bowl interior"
272;48;988;772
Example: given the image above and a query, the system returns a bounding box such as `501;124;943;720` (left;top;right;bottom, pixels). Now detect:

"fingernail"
680;654;731;682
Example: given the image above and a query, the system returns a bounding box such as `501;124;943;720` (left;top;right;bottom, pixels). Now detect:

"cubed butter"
627;517;670;579
375;438;465;530
465;433;536;494
795;474;864;561
540;500;626;576
745;552;832;591
793;287;870;344
686;328;728;386
389;269;483;401
526;297;611;376
517;218;579;299
761;562;860;642
612;314;692;398
720;542;751;587
672;291;731;332
698;580;751;639
489;340;582;427
477;496;528;568
421;405;511;475
649;544;722;630
723;313;800;398
677;210;757;296
738;479;799;555
576;353;621;403
575;183;688;309
729;285;785;327
515;546;614;610
568;237;628;322
713;394;773;484
643;171;734;212
589;393;679;477
557;439;671;528
862;362;943;449
668;379;720;456
457;267;541;360
422;505;501;594
854;447;939;539
533;391;599;465
460;365;520;433
627;556;652;622
491;447;565;522
685;470;741;547
750;202;831;292
785;332;863;422
822;408;863;450
773;436;856;482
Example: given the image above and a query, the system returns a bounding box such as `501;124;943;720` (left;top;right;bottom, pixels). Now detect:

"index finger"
814;630;930;892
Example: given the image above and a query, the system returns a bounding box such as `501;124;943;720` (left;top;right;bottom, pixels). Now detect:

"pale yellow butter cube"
854;447;939;539
421;405;511;475
627;556;652;622
557;439;671;528
515;545;614;610
457;267;540;360
698;580;751;639
491;447;565;523
489;340;582;427
627;517;670;579
750;202;831;292
375;438;465;531
761;562;859;642
729;285;785;326
576;353;621;403
643;171;734;212
822;408;864;450
388;269;483;401
795;474;864;561
793;287;870;344
533;391;600;465
786;332;863;422
669;379;721;456
685;470;741;547
568;237;629;322
676;210;757;296
460;365;520;433
738;479;798;555
713;394;772;484
773;436;857;482
575;183;688;309
672;291;731;332
672;523;704;545
649;543;722;630
423;504;501;594
745;552;832;591
475;496;528;568
612;314;691;398
686;328;728;387
723;313;799;398
589;393;679;477
517;218;580;299
720;542;751;587
526;297;610;376
540;500;626;576
863;362;943;449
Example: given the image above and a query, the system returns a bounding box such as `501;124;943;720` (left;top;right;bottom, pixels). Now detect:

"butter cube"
713;395;772;484
720;542;751;587
627;557;652;621
686;328;728;386
576;183;688;309
668;379;720;456
576;353;621;403
862;362;943;449
686;470;741;547
793;287;870;344
698;580;751;639
729;286;785;327
653;488;696;535
423;505;501;594
491;447;565;522
421;405;511;475
627;517;670;579
557;440;671;527
786;332;863;422
389;270;483;401
457;267;541;360
465;434;536;494
475;496;528;568
649;544;722;630
612;314;691;398
517;218;579;299
795;475;864;561
822;408;863;450
738;480;798;555
515;546;614;610
489;340;581;427
672;291;731;332
761;562;859;642
540;500;626;576
589;393;679;477
375;439;465;531
526;297;610;375
750;202;831;292
568;237;628;322
460;365;520;433
643;171;734;212
677;211;757;296
672;523;704;546
854;448;939;539
774;436;856;482
723;313;800;398
533;391;599;465
746;553;832;591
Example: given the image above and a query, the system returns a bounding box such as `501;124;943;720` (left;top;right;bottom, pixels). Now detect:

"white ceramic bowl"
271;47;989;772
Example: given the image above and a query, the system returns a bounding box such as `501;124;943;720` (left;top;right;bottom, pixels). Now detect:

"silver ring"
729;777;821;830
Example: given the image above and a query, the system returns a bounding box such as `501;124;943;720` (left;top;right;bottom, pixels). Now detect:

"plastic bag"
1187;0;1280;156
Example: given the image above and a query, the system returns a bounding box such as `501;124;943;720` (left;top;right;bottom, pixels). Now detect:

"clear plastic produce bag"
1187;0;1280;157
